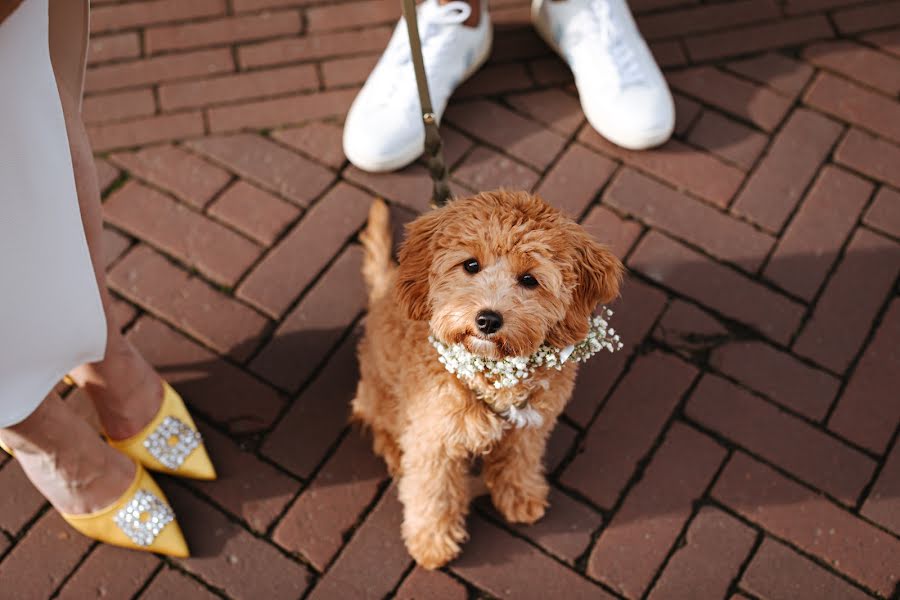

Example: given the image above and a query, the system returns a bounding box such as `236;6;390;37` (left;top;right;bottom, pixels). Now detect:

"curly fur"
353;191;623;569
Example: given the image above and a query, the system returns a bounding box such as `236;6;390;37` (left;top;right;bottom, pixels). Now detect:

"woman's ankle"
439;0;482;27
69;334;162;440
2;394;136;515
1;391;68;455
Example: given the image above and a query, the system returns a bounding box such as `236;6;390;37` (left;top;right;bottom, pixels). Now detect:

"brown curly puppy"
354;191;623;569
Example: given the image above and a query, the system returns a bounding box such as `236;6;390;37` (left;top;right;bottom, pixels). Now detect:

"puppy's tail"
360;198;394;302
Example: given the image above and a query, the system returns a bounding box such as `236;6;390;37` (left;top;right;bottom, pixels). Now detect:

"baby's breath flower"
430;308;624;389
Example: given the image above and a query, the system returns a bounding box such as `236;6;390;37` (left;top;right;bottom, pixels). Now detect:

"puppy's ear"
546;231;624;347
395;209;445;320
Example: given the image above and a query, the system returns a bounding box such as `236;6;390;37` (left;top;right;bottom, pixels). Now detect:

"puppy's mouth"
456;331;508;360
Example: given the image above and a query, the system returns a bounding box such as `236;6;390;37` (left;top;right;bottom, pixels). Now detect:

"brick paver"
647;507;756;600
3;1;899;598
740;537;874;600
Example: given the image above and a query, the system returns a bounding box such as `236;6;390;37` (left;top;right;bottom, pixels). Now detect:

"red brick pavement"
1;0;899;597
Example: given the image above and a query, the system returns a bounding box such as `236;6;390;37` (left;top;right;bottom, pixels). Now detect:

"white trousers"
0;0;106;427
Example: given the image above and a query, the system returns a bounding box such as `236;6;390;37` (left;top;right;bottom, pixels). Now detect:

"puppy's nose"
476;310;503;335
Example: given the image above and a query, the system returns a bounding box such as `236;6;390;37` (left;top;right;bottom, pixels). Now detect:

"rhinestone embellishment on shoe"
114;489;175;546
143;416;202;470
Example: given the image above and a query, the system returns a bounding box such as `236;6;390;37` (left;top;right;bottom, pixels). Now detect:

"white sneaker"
532;0;674;150
343;0;492;172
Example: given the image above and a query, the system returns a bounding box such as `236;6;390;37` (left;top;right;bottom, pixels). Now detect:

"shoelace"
371;1;472;105
564;0;644;89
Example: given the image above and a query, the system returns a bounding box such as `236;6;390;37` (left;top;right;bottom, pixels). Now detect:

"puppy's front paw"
492;482;549;524
404;523;468;570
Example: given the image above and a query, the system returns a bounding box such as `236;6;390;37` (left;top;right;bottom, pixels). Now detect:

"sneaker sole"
347;23;495;173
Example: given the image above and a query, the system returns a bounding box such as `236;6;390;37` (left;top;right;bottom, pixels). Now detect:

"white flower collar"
430;308;623;390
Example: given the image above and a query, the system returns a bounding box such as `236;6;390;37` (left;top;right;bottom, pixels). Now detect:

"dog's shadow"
74;238;897;592
90;318;598;570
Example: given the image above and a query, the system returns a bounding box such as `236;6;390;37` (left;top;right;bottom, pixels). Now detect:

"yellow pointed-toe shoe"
107;381;217;481
62;460;190;558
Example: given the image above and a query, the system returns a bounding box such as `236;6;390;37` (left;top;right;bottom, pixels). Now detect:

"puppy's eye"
462;258;480;274
519;274;539;289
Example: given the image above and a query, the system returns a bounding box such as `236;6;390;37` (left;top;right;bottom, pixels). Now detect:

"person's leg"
54;79;163;442
444;0;481;27
0;0;170;521
44;0;161;442
0;392;135;515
